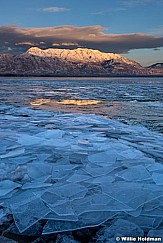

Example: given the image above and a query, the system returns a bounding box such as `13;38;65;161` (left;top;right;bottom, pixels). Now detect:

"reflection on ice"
30;98;101;106
0;106;163;235
57;99;101;106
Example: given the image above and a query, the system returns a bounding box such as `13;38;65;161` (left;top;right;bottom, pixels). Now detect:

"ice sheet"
0;107;163;235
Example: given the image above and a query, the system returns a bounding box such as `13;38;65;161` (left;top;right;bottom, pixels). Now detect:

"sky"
0;0;163;66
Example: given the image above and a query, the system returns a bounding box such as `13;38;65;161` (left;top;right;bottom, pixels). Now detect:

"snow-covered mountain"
26;47;139;66
0;47;162;76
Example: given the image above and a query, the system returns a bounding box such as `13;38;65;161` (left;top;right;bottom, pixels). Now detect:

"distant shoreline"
0;74;163;78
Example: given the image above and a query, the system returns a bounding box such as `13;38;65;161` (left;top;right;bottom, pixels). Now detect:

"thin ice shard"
0;180;21;197
147;163;163;172
27;163;52;181
18;134;45;146
43;138;72;148
101;182;148;210
84;165;115;177
48;201;74;216
148;229;163;237
11;198;50;233
52;164;78;171
22;182;52;189
67;174;91;183
88;151;116;165
41;191;64;205
87;175;114;184
116;165;152;182
36;129;65;139
0;148;25;159
48;183;87;199
42;211;116;234
44;211;78;221
118;149;144;160
152;172;163;185
128;216;155;230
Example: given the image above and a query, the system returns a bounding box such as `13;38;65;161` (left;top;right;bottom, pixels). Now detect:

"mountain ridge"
147;62;163;69
0;47;163;76
26;47;140;66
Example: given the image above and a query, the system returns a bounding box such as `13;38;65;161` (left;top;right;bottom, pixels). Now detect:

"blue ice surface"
0;106;163;234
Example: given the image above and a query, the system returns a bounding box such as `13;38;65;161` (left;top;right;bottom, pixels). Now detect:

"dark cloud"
0;25;163;54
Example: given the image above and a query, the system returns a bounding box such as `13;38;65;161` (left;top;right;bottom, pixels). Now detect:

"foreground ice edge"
0;105;163;235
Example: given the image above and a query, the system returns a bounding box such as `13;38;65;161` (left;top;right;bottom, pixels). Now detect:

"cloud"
42;7;70;13
91;8;126;15
91;0;161;15
0;25;163;54
122;0;150;7
122;0;162;7
52;42;80;47
15;41;36;46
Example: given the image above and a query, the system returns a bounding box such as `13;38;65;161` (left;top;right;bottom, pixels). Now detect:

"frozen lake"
0;77;163;240
0;77;163;133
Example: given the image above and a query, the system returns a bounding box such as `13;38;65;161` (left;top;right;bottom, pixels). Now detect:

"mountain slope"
147;63;163;69
26;47;140;66
0;47;162;76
